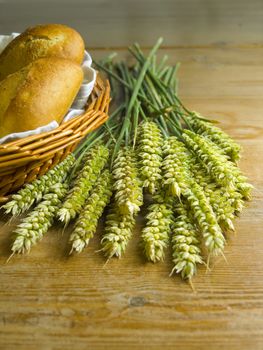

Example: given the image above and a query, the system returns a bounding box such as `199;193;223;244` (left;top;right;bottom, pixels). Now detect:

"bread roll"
0;57;84;138
0;24;85;81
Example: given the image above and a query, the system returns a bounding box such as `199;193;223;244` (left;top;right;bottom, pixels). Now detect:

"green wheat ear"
141;198;173;263
171;202;203;280
137;121;163;194
183;130;237;189
3;154;75;216
188;153;237;231
183;130;253;199
101;204;136;259
11;182;68;255
189;112;241;163
58;145;109;225
112;147;143;216
69;169;113;254
162;136;191;197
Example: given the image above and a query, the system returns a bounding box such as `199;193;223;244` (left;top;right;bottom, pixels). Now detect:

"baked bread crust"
0;57;84;137
0;23;85;81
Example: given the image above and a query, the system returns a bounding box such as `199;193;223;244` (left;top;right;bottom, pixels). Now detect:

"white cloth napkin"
0;33;96;144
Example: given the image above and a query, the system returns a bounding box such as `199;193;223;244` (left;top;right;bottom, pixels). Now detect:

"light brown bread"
0;57;84;138
0;23;85;81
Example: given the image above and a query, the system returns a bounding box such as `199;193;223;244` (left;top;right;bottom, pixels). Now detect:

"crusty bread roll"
0;57;84;138
0;24;85;81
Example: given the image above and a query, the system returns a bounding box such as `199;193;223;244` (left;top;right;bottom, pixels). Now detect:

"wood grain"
0;0;263;47
0;45;263;349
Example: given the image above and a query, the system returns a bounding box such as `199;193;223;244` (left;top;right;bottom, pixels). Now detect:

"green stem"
112;38;164;160
133;101;140;149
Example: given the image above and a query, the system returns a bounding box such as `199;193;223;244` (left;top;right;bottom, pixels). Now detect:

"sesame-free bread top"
0;23;85;81
0;57;84;138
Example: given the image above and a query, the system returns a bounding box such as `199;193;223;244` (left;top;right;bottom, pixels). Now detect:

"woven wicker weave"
0;73;110;203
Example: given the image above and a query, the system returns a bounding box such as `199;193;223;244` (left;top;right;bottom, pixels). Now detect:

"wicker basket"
0;74;110;204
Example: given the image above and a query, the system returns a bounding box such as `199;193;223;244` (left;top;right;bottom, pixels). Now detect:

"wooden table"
0;1;263;349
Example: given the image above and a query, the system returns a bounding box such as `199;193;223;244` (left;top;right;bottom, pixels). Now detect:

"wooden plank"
0;45;263;349
0;0;263;47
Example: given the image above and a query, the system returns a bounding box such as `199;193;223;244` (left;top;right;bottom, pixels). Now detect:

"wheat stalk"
189;112;241;163
11;182;68;254
69;170;113;253
112;147;143;216
137;121;163;194
141;195;173;263
101;204;136;258
162;136;191;197
3;154;74;216
58;145;109;224
171;202;203;280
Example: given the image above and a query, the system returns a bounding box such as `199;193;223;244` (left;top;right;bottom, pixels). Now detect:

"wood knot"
129;296;146;307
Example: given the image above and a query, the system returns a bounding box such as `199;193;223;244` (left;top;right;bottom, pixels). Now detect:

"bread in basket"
0;74;110;204
0;24;110;203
